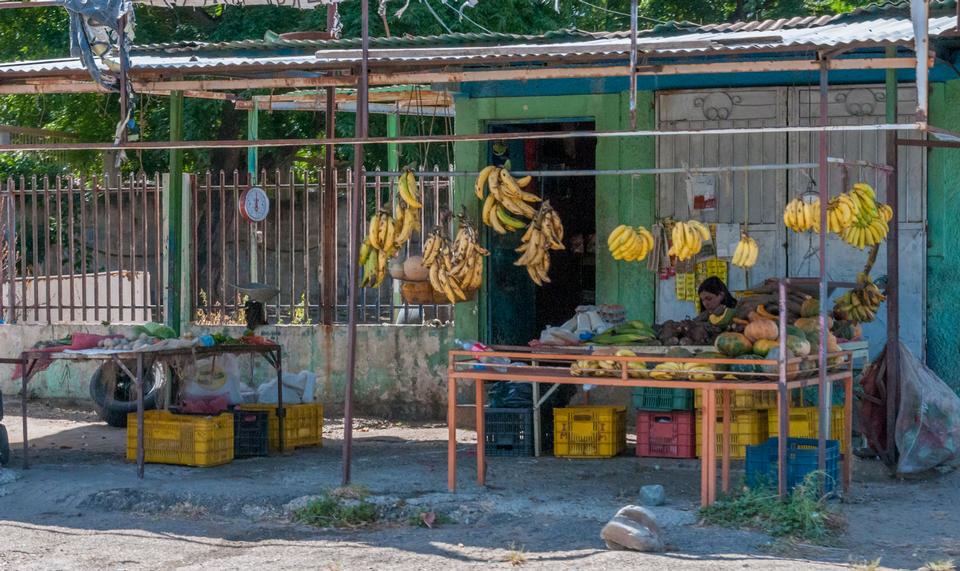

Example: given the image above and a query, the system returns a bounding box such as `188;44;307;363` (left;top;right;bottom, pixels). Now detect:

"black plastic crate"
232;409;269;458
484;407;553;457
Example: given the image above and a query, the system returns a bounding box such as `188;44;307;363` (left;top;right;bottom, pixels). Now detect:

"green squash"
730;354;764;374
666;347;694;358
695;350;729;371
786;335;812;357
752;338;780;356
715;332;753;357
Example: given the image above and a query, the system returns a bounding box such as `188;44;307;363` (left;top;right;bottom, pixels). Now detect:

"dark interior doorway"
484;120;597;346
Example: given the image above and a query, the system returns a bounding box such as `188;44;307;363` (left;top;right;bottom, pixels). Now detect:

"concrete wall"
1;323;453;420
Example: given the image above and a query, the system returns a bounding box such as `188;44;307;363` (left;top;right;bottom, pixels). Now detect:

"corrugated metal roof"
0;54;320;75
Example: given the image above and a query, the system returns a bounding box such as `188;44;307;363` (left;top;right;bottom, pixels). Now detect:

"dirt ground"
1;399;958;570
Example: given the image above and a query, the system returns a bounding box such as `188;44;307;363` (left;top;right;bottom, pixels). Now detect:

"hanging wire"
419;0;453;33
439;0;492;33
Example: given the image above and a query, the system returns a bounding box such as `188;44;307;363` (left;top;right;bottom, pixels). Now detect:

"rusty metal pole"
629;0;638;130
884;46;901;466
817;59;831;476
777;279;789;499
322;3;338;325
343;0;370;486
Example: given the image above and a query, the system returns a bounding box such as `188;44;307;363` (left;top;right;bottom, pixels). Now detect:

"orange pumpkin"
744;319;779;343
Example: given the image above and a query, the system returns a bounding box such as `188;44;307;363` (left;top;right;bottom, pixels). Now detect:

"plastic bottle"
453;338;509;373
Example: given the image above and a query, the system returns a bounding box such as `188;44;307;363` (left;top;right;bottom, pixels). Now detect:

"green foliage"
293;487;379;528
699;473;845;544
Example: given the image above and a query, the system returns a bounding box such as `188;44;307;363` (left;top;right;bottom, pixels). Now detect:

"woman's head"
698;276;737;312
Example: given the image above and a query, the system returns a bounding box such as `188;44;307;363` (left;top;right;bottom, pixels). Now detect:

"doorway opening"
484;120;597;346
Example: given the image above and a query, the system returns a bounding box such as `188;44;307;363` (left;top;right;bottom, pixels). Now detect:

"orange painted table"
446;349;854;506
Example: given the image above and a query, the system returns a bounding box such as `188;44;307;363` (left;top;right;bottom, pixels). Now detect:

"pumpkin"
794;316;833;334
752;338;779;356
786;335;811;357
715;332;753;357
800;297;821;318
762;348;800;377
755;305;779;321
832;320;862;341
730;354;764;375
708;307;736;328
744;319;779;343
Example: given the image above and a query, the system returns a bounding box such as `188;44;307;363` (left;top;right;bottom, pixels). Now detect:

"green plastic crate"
631;387;694;411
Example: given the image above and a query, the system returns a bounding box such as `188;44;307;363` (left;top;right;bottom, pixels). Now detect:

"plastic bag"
183;354;243;405
896;342;960;474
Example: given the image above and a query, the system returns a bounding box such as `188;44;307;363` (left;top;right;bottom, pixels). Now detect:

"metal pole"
322;88;337;325
343;0;370;486
777;280;789;499
911;0;929;123
884;46;901;467
118;15;129;145
247;103;259;283
166;91;184;334
817;60;830;477
629;0;638;130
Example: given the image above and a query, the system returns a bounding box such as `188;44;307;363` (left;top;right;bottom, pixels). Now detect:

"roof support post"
247;103;259;283
343;0;370;486
912;0;929;123
816;58;830;483
884;45;901;468
322;88;337;325
628;0;639;130
164;90;184;334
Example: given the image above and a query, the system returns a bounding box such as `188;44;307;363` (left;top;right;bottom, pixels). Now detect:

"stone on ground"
600;505;664;552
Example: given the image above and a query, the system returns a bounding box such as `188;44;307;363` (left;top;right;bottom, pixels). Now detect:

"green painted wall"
453;92;657;342
926;81;960;391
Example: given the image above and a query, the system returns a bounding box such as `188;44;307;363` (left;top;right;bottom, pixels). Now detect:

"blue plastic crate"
745;437;840;494
484;407;552;457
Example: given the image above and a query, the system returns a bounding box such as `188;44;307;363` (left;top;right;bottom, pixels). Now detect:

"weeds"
292;488;378;528
850;558;882;571
407;508;454;528
700;473;844;544
922;560;957;571
506;542;526;567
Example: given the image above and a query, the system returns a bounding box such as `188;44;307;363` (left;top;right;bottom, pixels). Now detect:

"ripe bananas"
839;183;889;249
515;201;565;286
731;234;759;268
397;168;422;209
667;220;710;261
783;197;821;233
475;165;539;234
607;224;655;262
827;193;858;233
358;170;423;289
422;219;489;304
833;272;885;323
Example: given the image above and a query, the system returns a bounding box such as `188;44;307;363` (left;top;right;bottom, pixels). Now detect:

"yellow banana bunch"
667;220;710;261
397;169;422;209
731;233;759;268
839;183;890;249
827;194;858;233
393;170;423;249
833;272;885;323
515;201;565;286
360;211;401;288
421;220;489;303
607;224;655;262
783;197;821;233
475;165;539;234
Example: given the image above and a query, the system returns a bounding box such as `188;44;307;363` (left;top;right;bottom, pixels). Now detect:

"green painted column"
247;106;259;283
926;80;960;392
387;113;399;171
165;91;184;334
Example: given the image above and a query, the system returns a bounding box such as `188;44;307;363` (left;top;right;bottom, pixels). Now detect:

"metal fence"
0;174;164;324
192;168;455;325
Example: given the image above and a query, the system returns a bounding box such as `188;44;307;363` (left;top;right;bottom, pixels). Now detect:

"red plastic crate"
636;411;696;459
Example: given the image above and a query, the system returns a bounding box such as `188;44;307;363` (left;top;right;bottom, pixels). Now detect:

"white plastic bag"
183;354;243;405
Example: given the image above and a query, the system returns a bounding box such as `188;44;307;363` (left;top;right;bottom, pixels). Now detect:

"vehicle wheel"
89;360;165;428
0;424;9;466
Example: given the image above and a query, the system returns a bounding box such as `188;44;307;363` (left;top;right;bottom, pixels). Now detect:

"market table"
446;349;854;506
16;343;282;478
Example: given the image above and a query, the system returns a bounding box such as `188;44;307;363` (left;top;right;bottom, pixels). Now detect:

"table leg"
532;381;541;457
21;361;31;469
844;372;853;494
700;389;714;507
475;379;486;486
706;389;717;505
722;389;731;494
136;353;145;479
448;377;457;492
276;348;285;453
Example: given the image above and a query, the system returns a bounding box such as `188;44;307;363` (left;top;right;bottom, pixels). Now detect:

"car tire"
89;360;164;428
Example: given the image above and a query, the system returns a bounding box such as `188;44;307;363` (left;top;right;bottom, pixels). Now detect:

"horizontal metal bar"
0;123;915;154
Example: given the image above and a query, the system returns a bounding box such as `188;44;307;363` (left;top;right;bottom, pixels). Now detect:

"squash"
730;354;764;375
752;338;779;356
800;297;821;318
786;335;811;357
694;351;729;372
708;307;736;328
795;316;834;334
755;305;778;321
762;347;800;378
715;332;753;357
787;325;806;339
666;347;694;358
744;319;779;343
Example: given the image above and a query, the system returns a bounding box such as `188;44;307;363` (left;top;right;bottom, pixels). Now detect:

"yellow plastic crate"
239;403;323;452
126;410;234;467
694;390;778;411
768;406;846;452
553;406;627;458
695;409;768;459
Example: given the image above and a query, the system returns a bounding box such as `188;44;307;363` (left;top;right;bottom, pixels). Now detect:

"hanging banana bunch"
667;220;710;262
607;224;655;262
515;200;565;286
826;193;858;233
475;165;539;234
833;272;886;323
421;219;489;304
783;197;821;233
731;233;759;269
839;183;889;250
397;168;423;209
359;211;398;288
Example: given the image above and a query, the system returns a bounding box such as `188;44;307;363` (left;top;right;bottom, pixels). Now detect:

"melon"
715;332;753;357
402;256;429;282
752;338;779;356
800;297;821;318
730;354;764;375
786;335;811;357
762;347;800;377
744;319;779;343
787;325;806;339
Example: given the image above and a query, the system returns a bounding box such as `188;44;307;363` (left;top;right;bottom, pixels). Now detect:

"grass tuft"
506;542;526;567
292;490;378;528
922;560;957;571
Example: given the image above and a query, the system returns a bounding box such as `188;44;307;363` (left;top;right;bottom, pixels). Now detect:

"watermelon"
714;332;753;357
787;325;806;339
666;347;694;359
730;354;764;374
695;350;729;371
786;335;811;357
762;347;800;377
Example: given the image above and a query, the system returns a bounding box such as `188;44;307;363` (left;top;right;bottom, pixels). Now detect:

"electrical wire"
576;0;665;24
418;0;452;33
439;0;492;33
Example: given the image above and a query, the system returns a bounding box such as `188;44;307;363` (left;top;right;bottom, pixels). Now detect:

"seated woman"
696;276;737;320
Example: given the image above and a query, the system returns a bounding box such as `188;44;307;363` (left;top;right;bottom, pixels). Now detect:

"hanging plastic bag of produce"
895;342;960;474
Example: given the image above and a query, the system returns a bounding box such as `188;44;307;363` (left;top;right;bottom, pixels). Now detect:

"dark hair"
698;276;737;308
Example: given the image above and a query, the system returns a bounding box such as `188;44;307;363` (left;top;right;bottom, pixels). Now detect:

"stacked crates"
767;406;846;452
694;388;777;459
554;406;627;458
745;437;840;493
126;410;234;467
238;403;324;452
633;387;696;459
